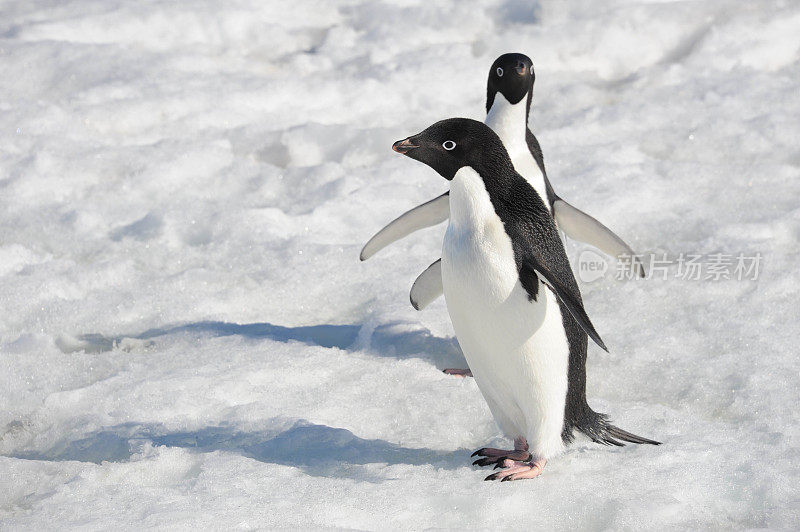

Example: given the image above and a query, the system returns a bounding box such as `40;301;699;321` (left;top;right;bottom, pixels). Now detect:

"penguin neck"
448;166;494;232
485;92;551;213
484;92;530;157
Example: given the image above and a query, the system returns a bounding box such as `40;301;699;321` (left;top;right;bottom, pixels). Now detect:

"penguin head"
486;53;535;111
392;118;511;180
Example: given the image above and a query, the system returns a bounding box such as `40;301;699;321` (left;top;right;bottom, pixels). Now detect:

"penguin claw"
470;450;531;466
471;439;529;461
473;438;533;475
482;458;547;482
470;447;511;459
472;457;502;467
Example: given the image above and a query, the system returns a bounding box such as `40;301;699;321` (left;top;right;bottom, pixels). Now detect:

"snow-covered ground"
2;0;799;528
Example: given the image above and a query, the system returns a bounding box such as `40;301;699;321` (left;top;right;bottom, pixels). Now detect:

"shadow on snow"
10;420;468;478
61;319;467;370
32;320;471;476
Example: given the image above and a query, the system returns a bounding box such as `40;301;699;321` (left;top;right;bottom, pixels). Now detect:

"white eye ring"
442;140;456;151
496;67;504;77
530;65;535;75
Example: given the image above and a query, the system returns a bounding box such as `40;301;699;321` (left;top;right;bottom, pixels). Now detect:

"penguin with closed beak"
362;53;645;316
392;118;659;481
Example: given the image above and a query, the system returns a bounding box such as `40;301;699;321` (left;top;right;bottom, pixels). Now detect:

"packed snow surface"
2;0;800;529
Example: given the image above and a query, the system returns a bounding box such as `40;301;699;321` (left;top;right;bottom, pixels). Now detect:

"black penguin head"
392;118;512;180
486;53;535;112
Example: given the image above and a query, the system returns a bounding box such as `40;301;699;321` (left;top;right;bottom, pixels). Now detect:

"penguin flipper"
552;199;646;278
520;259;608;352
360;192;450;261
410;259;443;310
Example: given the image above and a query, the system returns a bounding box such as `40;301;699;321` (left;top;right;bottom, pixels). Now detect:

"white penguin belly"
442;167;569;460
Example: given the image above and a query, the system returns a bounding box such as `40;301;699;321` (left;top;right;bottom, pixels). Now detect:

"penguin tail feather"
578;414;661;446
598;424;661;446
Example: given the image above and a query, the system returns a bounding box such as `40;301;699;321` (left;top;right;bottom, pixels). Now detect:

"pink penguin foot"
471;437;531;467
442;368;473;378
484;458;546;481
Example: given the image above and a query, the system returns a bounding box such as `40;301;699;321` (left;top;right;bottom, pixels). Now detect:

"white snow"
1;0;799;529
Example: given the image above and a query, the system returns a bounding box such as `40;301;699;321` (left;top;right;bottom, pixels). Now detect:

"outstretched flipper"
360;192;450;261
520;259;608;352
553;199;646;278
410;259;444;310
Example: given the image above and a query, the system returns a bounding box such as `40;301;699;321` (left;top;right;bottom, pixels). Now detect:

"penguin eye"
496;67;504;77
442;140;456;151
